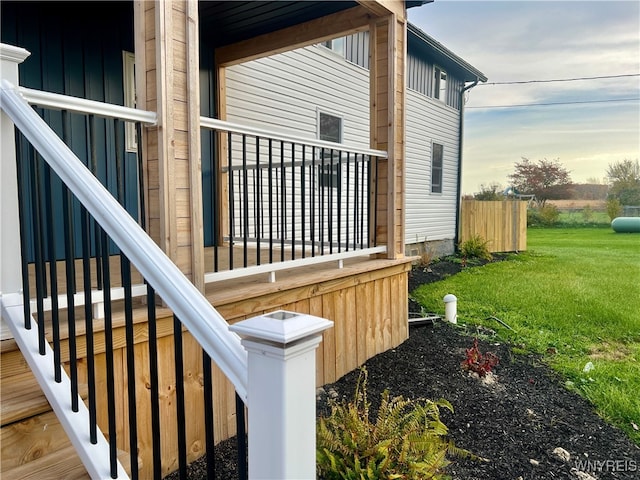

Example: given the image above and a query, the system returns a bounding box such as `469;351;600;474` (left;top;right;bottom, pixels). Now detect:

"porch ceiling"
199;1;432;48
198;1;358;48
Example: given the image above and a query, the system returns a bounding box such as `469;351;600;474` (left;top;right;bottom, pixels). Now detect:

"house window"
431;143;443;193
122;51;136;152
317;111;343;188
434;66;447;103
322;37;345;57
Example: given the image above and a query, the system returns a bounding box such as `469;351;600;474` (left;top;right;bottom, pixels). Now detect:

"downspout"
454;77;479;251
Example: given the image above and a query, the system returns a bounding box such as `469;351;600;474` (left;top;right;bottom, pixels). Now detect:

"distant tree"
474;182;504;200
606;159;640;206
507;157;572;207
585;176;604;185
571;183;608;200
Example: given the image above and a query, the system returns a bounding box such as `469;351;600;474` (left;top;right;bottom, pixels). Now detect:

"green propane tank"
611;217;640;233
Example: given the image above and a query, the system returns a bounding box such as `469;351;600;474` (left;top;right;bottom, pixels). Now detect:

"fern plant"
317;368;486;479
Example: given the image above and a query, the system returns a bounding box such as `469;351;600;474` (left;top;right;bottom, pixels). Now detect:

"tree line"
473;158;640;209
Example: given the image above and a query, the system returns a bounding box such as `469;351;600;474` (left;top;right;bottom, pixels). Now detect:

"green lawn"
411;227;640;444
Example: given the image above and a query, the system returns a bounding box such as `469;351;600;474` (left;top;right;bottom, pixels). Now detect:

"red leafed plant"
461;338;499;377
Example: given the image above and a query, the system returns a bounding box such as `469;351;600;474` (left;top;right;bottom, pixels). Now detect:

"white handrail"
1;79;248;400
201;116;388;158
20;86;157;125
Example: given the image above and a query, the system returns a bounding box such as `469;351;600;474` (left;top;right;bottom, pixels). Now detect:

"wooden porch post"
134;0;205;291
369;8;407;260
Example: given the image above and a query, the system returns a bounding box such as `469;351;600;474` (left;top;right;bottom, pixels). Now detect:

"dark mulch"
172;256;640;479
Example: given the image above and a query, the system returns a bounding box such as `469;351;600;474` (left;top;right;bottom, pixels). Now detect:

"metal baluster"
301;144;306;258
203;351;216;479
146;284;162;479
291;143;295;260
99;227;118;478
268;139;274;264
242;135;249;267
280;141;286;262
236;394;248;480
173;315;188;479
228;132;234;271
44;163;62;383
80;206;98;443
62;110;79;409
311;146;316;257
15;133;31;329
31;151;47;354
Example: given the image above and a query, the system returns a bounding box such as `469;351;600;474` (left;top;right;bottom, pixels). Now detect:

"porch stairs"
0;304;132;479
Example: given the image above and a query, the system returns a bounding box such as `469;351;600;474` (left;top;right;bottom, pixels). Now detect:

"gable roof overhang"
407;22;487;83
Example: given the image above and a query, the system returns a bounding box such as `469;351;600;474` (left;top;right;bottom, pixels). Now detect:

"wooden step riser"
0;444;90;480
1;438;135;479
0;410;71;471
1;370;89;427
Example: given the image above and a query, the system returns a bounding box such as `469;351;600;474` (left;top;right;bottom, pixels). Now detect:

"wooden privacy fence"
460;200;527;253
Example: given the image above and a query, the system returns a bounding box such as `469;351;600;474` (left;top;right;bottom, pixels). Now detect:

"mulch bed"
173;256;640;479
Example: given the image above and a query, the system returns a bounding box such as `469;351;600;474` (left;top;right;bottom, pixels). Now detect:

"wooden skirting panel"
207;257;412;386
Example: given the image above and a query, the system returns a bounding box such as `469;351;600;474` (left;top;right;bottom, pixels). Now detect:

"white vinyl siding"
226;46;369;144
405;89;461;244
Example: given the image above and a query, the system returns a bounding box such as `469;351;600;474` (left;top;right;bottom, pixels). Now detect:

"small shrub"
317;368;484;479
528;204;560;226
416;248;436;269
581;204;594;223
459;235;492;261
606;197;623;221
461;338;499;377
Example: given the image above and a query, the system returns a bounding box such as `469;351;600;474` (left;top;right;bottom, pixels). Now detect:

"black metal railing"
203;127;380;274
14;108;248;479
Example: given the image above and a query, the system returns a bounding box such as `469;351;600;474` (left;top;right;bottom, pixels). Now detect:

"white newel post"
230;310;333;480
1;44;30;300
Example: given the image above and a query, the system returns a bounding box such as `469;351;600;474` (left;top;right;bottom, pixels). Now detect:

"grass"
557;210;610;226
411;227;640;444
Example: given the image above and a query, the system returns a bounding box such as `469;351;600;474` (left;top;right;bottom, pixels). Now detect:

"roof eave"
407;22;487;83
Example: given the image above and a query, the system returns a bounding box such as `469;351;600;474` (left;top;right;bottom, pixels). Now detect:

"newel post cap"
230;310;333;346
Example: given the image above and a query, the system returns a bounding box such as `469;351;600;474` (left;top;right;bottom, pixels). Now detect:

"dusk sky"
408;0;640;195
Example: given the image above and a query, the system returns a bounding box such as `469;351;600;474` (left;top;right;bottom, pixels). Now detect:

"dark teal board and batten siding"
1;2;138;261
342;29;465;110
407;53;464;110
199;47;218;248
345;31;370;70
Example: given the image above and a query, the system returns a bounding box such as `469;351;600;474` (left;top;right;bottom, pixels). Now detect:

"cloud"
408;1;640;193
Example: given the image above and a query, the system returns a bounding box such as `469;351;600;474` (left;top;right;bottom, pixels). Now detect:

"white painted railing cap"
230;310;333;345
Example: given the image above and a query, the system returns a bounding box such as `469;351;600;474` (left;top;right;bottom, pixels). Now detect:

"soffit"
199;1;358;48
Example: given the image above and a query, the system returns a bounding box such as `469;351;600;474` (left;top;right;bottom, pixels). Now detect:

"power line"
467;97;640;109
478;73;640;86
